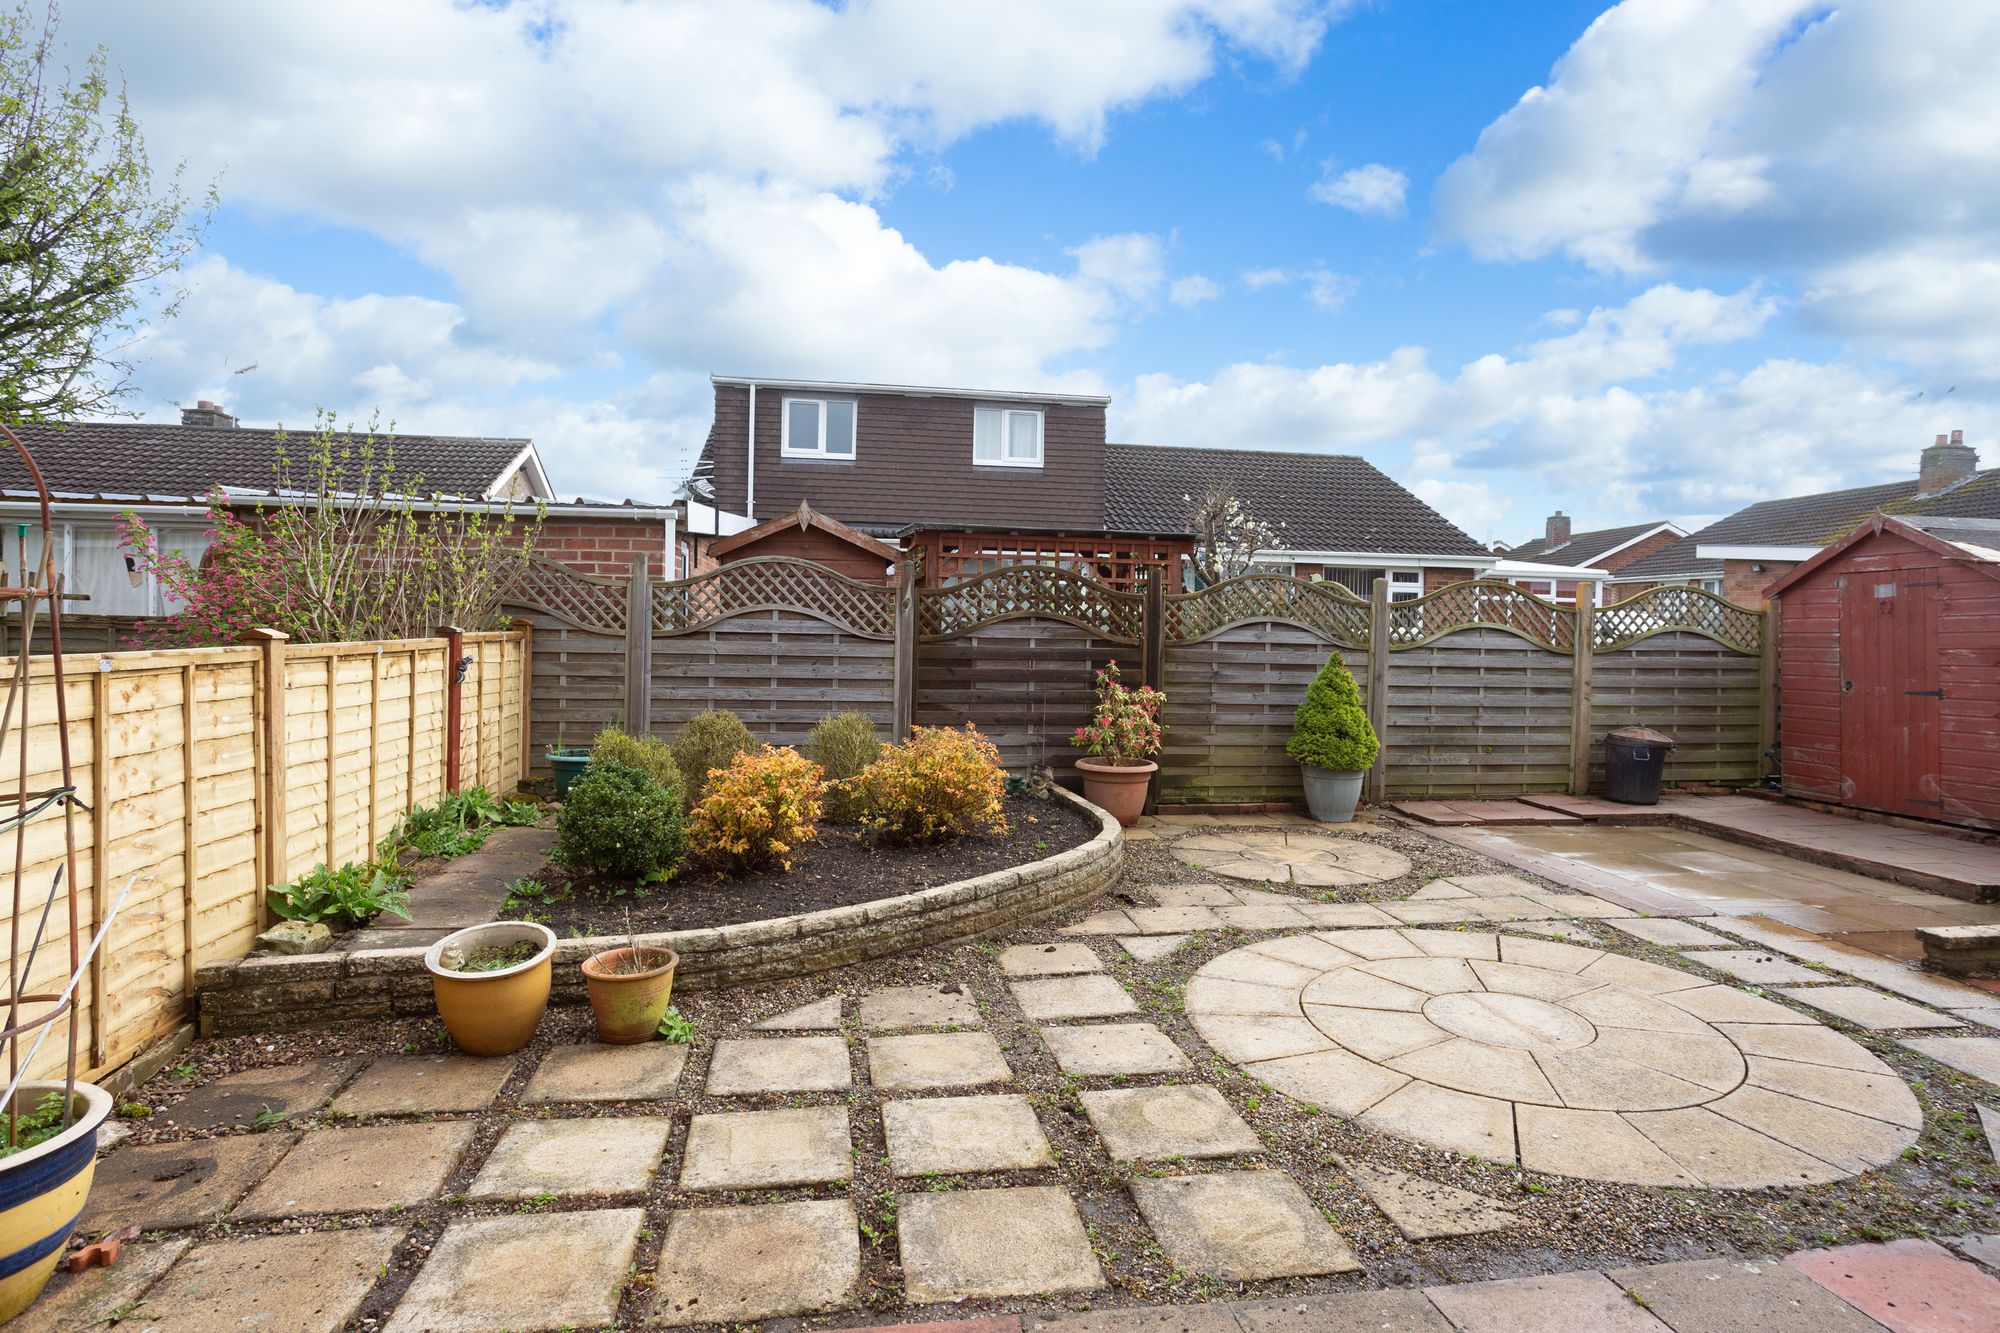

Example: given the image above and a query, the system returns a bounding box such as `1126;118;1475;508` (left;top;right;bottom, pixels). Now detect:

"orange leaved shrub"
850;723;1007;845
685;745;826;875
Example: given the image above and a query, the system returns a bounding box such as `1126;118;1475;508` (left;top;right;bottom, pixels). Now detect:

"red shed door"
1837;569;1941;816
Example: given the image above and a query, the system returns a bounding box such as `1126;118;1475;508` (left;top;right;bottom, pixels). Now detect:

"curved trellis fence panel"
652;557;898;640
501;557;631;752
919;565;1143;643
1387;579;1576;652
1164;574;1370;646
1383;626;1576;798
1594;585;1762;654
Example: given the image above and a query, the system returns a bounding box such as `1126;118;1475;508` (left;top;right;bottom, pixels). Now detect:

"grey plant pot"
1300;764;1364;823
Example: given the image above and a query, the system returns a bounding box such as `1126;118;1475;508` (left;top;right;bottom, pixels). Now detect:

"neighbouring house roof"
709;373;1110;407
1614;467;2000;583
1104;443;1491;560
1507;520;1682;568
710;499;900;562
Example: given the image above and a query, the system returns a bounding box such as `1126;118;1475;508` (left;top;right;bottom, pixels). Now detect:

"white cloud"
1169;275;1223;308
1242;267;1292;289
1309;163;1408;217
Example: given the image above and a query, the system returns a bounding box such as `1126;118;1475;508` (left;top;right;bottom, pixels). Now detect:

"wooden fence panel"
917;618;1114;774
1590;630;1763;787
462;632;525;794
512;608;625;752
650;610;897;748
1383;628;1575;797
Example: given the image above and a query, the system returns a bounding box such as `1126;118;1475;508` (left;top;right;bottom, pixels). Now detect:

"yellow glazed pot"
424;922;556;1056
0;1080;112;1325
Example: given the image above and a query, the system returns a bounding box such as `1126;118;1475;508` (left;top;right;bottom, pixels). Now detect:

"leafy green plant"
1286;651;1379;772
1;1092;73;1156
589;726;681;793
657;1007;695;1043
554;760;685;880
267;862;412;927
805;712;880;822
450;941;541;973
1070;659;1164;763
379;786;540;863
670;710;755;808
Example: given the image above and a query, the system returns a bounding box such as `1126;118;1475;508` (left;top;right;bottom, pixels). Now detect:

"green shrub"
379;786;539;863
269;862;412;927
1286;652;1379;772
591;725;681;793
554;760;685;880
671;710;755;807
805;712;881;822
851;724;1007;846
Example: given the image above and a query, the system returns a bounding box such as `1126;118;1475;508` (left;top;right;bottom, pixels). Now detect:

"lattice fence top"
1388;580;1576;652
653;557;898;639
1595;585;1762;654
502;556;627;635
919;565;1144;642
1166;574;1369;645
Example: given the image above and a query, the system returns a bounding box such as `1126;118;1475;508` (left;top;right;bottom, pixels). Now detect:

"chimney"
1917;428;1976;495
1545;511;1572;547
180;399;238;428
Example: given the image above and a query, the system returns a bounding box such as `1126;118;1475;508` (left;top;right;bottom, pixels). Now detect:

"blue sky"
60;1;2000;545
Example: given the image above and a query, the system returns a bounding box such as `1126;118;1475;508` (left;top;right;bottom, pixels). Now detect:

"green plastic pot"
547;747;592;798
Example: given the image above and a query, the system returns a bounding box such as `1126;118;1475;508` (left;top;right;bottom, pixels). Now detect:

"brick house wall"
534;516;673;579
1424;566;1481;594
1599;527;1681;572
1722;558;1798;607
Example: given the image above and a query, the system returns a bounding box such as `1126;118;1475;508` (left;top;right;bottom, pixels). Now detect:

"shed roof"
709;499;900;562
1765;514;2000;596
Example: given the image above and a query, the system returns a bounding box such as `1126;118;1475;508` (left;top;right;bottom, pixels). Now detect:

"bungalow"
1500;512;1686;605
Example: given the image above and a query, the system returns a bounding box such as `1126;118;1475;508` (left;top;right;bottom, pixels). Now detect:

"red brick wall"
535;516;670;578
1722;558;1797;607
1423;567;1480;594
1598;528;1681;573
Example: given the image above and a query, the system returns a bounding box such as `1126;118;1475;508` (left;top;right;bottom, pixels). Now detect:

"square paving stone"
9;1237;190;1333
468;1116;671;1198
1231;1289;1455;1332
899;1185;1103;1302
1080;1085;1260;1161
1119;934;1191;962
1787;1238;2000;1333
1776;985;1964;1030
858;984;983;1030
130;1227;401;1333
152;1059;356;1131
1690;950;1829;986
81;1132;297;1233
1130;1172;1359;1279
653;1199;859;1326
384;1208;643;1333
868;1031;1014;1090
1904;1035;2000;1085
522;1041;687;1103
1425;1270;1671;1333
1000;942;1105;977
1041;1023;1190;1076
1610;917;1735;948
680;1105;851;1190
1606;1256;1892;1333
237;1121;474;1218
1010;974;1140;1021
883;1094;1054;1176
752;994;844;1030
706;1035;852;1094
329;1054;514;1116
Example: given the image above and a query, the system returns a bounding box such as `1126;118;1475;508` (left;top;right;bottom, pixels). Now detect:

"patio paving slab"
329;1053;514;1116
81;1132;297;1233
707;1035;852;1093
237;1121;475;1218
1079;1085;1260;1161
1948;1232;2000;1268
384;1207;643;1333
1606;1256;1891;1333
1118;933;1191;960
652;1199;859;1327
898;1186;1103;1303
883;1094;1055;1176
999;942;1105;977
151;1059;356;1131
1230;1289;1455;1332
1009;974;1139;1021
859;984;983;1030
1040;1022;1190;1076
1172;829;1412;886
1786;1238;2000;1333
1776;985;1964;1030
8;1237;190;1333
868;1031;1014;1090
1343;1160;1516;1239
1982;1105;2000;1161
752;993;844;1030
1129;1172;1359;1279
1609;916;1736;947
1515;1105;1698;1186
1688;950;1828;986
1424;1270;1671;1333
131;1227;400;1333
1902;1035;2000;1085
681;1105;851;1190
469;1116;671;1197
521;1039;687;1103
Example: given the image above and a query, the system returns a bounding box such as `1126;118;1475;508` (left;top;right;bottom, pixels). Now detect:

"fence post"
624;553;653;736
513;617;535;778
1364;578;1391;804
892;558;917;740
1758;600;1780;785
242;628;289;904
1569;599;1595;795
1142;568;1167;814
440;624;466;793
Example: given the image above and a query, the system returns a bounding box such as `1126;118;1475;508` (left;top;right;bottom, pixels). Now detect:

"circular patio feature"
1171;830;1411;887
1185;929;1922;1188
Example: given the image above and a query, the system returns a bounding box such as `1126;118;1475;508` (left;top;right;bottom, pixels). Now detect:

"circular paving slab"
1185;930;1922;1188
1171;830;1411;887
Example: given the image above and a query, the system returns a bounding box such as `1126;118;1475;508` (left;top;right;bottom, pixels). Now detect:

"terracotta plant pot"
580;946;679;1045
424;921;555;1056
0;1080;111;1323
1075;757;1157;827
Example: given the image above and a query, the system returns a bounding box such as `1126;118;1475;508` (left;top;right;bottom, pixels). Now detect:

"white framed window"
973;406;1043;468
1697;577;1724;595
1388;569;1424;602
781;397;857;460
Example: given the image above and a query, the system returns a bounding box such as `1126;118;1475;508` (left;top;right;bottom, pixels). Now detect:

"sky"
53;0;2000;545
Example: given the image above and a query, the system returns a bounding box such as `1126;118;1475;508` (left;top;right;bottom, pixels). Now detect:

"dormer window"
974;406;1043;468
781;397;857;459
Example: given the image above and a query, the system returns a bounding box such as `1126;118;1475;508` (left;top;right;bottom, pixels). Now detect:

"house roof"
1614;467;2000;582
1507;520;1681;568
1104;443;1490;559
1765;514;2000;596
0;419;543;504
709;499;900;562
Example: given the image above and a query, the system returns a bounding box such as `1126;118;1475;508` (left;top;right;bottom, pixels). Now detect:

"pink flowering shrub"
119;498;294;647
1070;659;1164;765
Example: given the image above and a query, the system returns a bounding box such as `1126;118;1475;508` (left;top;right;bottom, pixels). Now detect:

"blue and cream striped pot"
0;1081;110;1325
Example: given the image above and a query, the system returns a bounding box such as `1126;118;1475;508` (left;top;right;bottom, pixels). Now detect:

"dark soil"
519;791;1098;934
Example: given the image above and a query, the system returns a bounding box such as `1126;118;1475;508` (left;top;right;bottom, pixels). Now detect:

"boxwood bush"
805;712;881;822
1286;651;1379;773
670;710;755;808
554;759;685;880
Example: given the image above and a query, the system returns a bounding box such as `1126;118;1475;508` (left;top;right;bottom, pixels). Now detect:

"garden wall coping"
194;786;1125;1037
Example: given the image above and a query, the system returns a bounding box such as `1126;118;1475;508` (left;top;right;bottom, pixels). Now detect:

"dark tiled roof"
0;420;530;502
1616;468;2000;581
1508;521;1675;567
1104;443;1489;558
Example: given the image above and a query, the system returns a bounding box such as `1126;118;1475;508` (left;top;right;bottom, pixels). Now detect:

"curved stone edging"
194;786;1124;1037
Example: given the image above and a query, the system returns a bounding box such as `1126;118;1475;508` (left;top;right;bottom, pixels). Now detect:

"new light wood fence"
0;627;528;1083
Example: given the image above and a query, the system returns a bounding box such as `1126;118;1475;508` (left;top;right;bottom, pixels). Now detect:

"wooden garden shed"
1769;514;2000;829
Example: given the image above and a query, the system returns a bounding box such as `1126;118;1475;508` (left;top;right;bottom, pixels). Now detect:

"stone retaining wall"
194;788;1123;1037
